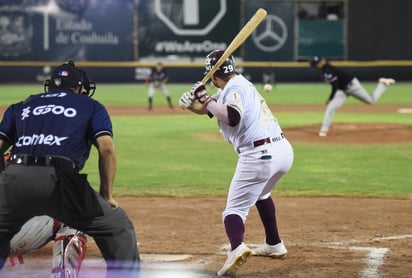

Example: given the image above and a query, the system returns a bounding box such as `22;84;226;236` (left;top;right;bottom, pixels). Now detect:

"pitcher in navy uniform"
309;56;395;136
0;61;140;276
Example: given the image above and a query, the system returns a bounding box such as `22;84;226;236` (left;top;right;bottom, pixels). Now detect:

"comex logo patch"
15;134;68;147
21;105;77;120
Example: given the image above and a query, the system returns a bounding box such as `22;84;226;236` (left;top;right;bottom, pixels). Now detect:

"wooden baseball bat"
180;8;267;110
201;8;267;84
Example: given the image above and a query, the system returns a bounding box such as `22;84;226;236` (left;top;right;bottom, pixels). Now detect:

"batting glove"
179;91;195;108
190;81;212;105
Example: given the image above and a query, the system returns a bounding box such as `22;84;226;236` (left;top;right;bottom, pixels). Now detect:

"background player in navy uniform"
0;61;140;276
146;62;174;110
309;56;395;136
180;50;294;277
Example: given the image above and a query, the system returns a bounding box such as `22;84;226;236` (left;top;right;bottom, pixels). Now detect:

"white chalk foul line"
324;234;412;246
350;247;389;278
322;234;412;278
325;245;389;278
220;234;412;278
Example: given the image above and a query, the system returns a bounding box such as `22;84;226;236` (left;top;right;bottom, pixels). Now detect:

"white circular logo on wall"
252;14;288;52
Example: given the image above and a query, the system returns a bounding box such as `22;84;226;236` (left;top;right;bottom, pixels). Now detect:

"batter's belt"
237;133;285;153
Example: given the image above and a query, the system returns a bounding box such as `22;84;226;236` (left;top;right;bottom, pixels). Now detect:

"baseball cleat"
318;131;327;137
379;78;396;86
251;240;288;258
217;243;252;277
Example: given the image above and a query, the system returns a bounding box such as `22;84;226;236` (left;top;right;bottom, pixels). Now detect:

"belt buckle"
12;155;23;164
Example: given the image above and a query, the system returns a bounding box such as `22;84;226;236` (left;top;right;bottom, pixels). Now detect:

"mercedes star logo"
252;14;288;52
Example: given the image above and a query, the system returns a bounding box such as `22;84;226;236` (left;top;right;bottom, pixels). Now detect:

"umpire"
0;61;140;276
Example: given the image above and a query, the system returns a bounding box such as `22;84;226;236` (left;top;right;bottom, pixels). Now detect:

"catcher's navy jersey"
0;90;112;170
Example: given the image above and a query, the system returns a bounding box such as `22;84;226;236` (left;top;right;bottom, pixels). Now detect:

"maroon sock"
224;214;245;250
255;197;281;245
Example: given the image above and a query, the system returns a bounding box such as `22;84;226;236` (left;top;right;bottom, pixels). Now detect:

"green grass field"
1;82;411;198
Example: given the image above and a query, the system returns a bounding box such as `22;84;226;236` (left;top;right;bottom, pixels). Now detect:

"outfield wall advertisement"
0;0;410;83
0;0;134;61
137;0;241;58
243;0;294;61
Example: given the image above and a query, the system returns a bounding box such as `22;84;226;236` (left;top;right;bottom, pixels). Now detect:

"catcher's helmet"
204;50;237;79
309;56;326;68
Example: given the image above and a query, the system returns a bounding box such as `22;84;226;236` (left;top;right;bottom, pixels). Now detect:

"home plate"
141;254;192;262
397;108;412;113
141;254;213;278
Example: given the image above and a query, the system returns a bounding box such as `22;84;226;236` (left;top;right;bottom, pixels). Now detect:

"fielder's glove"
190;81;212;105
179;91;195;109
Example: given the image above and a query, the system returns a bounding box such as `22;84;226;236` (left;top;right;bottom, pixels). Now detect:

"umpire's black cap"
50;61;82;89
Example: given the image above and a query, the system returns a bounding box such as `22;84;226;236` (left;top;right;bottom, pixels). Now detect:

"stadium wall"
0;0;411;83
0;61;411;84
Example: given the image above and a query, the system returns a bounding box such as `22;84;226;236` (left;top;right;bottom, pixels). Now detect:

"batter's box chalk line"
319;234;412;278
218;235;412;278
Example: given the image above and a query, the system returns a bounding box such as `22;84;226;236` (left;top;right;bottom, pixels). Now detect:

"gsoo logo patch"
25;105;77;118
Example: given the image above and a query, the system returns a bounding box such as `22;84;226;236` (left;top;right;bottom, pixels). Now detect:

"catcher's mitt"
153;80;161;88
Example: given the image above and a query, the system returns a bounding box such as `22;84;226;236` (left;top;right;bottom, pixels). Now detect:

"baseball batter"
180;50;294;277
146;62;173;110
310;56;395;136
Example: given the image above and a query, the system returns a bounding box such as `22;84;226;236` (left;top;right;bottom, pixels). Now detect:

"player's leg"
44;166;139;277
9;215;56;256
51;224;87;278
159;85;173;108
59;192;140;277
0;221;25;269
0;226;20;270
0;165;57;270
346;78;374;104
7;201;86;278
148;84;155;110
348;78;394;104
253;195;288;258
7;216;57;269
370;78;395;102
218;146;292;276
252;139;293;257
320;90;347;136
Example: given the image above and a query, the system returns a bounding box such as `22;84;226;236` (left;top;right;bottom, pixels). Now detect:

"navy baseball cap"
309;56;326;67
50;61;82;89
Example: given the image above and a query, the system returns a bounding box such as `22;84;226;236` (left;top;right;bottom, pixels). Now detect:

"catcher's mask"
204;50;238;79
77;68;96;97
44;61;96;97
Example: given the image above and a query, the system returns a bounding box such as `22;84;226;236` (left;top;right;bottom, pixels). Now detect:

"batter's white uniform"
211;75;294;222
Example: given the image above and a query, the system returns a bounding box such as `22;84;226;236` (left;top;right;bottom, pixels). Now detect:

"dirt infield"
4;197;412;277
2;104;411;277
